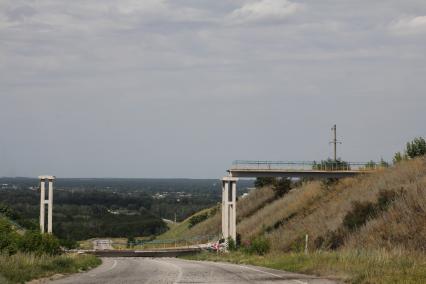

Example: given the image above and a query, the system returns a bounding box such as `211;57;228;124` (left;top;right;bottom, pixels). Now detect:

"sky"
1;0;426;178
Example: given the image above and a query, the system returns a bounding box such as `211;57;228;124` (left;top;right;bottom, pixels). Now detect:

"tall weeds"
0;253;100;283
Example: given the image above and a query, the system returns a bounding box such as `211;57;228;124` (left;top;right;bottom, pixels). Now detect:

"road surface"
49;257;338;284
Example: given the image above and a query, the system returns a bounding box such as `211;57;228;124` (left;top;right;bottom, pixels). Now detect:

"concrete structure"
39;175;55;234
221;177;238;241
221;160;376;242
228;169;366;179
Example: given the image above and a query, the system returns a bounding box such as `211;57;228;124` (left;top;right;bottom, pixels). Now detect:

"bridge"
228;160;376;178
221;160;378;243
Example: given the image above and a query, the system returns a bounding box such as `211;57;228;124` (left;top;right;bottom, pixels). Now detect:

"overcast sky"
1;0;426;178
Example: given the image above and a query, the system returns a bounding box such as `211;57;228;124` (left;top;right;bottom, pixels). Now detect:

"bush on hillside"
343;201;377;232
343;190;400;232
0;218;61;256
209;204;220;217
273;178;292;198
315;228;347;250
0;219;19;255
188;212;209;228
18;231;61;255
227;237;237;251
243;236;270;255
254;177;276;188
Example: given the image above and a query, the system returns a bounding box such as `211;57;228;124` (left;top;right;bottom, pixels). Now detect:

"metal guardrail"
230;160;384;171
117;234;219;249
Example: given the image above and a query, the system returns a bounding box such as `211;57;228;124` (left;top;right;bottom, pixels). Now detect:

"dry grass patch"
184;249;426;284
238;181;325;240
263;158;426;251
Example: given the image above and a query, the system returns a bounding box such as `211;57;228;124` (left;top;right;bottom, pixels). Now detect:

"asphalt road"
49;257;338;284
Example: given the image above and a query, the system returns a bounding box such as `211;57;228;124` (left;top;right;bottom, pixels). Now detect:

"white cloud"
228;0;304;24
389;16;426;35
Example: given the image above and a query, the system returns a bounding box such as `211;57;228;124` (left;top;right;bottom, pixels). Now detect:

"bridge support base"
222;177;238;242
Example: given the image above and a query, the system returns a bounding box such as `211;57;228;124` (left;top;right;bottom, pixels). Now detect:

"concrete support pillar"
221;177;238;242
39;176;55;234
48;178;54;234
221;180;229;239
39;179;45;233
230;180;237;241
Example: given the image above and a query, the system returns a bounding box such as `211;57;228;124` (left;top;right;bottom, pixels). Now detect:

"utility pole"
330;125;341;161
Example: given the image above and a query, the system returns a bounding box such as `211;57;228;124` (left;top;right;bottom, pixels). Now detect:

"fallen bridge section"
83;248;202;257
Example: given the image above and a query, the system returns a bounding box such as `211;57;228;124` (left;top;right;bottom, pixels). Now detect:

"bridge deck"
228;160;377;178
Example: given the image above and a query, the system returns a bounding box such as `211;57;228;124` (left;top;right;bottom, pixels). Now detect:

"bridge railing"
111;234;220;250
230;160;383;172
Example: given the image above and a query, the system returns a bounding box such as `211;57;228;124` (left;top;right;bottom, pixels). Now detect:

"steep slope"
159;185;276;240
165;157;426;253
263;158;426;251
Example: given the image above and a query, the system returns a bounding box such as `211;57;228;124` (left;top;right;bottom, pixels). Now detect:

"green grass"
157;208;212;240
183;249;426;284
0;253;101;283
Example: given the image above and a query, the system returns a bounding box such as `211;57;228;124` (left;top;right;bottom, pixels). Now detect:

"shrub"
406;137;426;158
320;178;339;190
312;159;350;171
319;228;346;250
0;219;19;255
343;190;400;232
254;177;276;188
18;231;61;256
343;201;376;232
244;236;270;255
227;237;237;251
290;235;306;253
273;178;292;198
188;212;209;228
393;137;425;163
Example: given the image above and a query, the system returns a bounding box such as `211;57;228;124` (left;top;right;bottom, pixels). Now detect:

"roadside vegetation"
180;137;426;283
0;217;101;283
185;249;426;284
0;253;100;284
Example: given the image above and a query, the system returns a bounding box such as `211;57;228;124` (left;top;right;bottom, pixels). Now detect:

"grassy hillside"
179;158;426;283
158;185;276;240
177;158;426;252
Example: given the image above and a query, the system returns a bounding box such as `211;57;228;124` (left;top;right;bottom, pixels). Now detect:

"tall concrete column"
230;180;237;241
39;178;45;233
38;175;55;234
221;180;229;239
47;178;54;234
221;177;238;242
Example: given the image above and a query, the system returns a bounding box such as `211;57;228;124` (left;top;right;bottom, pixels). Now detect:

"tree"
364;160;376;169
254;177;276;188
312;159;350;171
379;158;389;168
406;137;426;159
393;137;425;164
393;151;405;164
273;178;292;198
